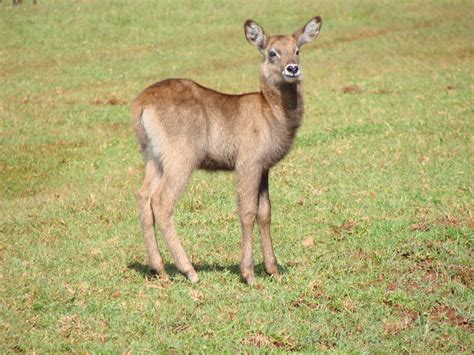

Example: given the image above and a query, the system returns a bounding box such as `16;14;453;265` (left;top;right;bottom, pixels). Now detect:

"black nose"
286;64;299;74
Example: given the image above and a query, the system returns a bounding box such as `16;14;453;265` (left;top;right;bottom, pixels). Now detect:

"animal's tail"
131;102;148;155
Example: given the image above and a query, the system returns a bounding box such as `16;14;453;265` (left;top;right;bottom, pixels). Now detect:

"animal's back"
131;79;257;170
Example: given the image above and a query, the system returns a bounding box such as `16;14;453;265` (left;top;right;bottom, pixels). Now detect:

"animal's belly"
198;156;235;171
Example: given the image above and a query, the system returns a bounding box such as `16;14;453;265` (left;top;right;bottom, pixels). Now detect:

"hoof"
270;272;282;282
160;273;170;283
149;266;169;282
265;263;280;276
243;275;256;286
186;270;199;283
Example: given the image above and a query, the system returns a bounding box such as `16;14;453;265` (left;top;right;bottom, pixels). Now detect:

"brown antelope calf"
132;17;322;285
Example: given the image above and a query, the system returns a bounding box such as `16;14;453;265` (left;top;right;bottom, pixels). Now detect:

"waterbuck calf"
132;17;322;285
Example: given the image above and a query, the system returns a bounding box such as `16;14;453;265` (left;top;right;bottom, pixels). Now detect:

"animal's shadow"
128;261;286;281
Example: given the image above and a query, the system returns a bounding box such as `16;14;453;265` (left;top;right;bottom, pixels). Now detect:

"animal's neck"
260;77;304;130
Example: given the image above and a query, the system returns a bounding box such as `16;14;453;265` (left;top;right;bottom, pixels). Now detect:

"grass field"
1;0;473;352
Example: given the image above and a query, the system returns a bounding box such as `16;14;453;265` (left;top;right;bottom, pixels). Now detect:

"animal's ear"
244;20;267;53
293;16;322;47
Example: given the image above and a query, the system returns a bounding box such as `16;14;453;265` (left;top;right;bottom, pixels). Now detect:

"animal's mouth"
282;70;301;78
282;71;301;78
282;71;301;82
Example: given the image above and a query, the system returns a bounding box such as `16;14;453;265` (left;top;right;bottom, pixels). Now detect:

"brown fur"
131;17;322;284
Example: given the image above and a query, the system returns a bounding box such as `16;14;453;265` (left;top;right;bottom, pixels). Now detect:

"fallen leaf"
387;283;397;292
302;236;314;247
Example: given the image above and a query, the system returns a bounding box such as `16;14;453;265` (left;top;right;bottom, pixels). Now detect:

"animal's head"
244;17;322;84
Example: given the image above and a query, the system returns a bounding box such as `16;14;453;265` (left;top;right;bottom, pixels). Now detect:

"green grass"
1;0;473;352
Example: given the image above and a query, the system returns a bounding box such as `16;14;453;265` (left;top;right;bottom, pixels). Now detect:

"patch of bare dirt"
332;219;358;237
468;218;474;228
343;296;357;312
423;267;447;284
241;332;298;350
429;305;473;332
457;47;474;59
291;293;318;310
433;215;462;227
409;214;471;232
387;282;398;292
353;248;366;260
410;222;431;232
450;265;474;288
405;280;420;291
383;317;413;336
91;95;127;106
342;85;362;94
369;89;389;95
383;301;419;336
291;283;329;310
395;304;419;322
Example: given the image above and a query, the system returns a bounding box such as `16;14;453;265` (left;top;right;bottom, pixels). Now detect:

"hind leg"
138;159;169;280
151;158;198;282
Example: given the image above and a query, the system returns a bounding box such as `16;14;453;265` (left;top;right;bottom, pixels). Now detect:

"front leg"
257;170;280;280
236;166;261;285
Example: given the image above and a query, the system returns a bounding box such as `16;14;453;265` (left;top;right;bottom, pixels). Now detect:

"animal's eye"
269;50;277;58
296;49;300;56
